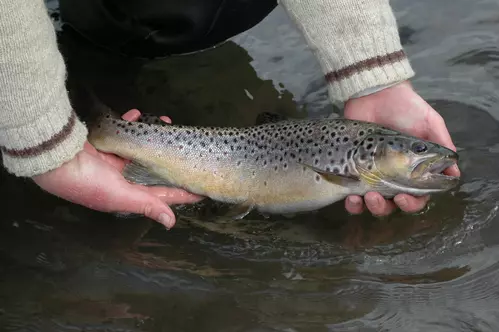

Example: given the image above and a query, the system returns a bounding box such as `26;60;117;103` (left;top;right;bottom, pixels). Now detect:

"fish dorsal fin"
122;161;175;187
255;112;289;125
136;113;170;126
299;162;360;187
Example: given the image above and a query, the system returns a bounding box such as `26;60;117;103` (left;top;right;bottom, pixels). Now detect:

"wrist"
345;80;413;105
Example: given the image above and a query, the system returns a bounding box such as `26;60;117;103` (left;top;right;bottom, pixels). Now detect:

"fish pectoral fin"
299;163;360;187
224;202;255;220
122;162;174;187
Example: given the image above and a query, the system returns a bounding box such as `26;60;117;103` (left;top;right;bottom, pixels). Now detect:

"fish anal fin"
224;203;255;220
299;162;359;187
123;162;174;187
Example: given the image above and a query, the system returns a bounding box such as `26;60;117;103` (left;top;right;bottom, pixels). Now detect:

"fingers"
137;185;204;205
121;109;173;124
393;194;429;214
345;192;429;217
122;109;141;121
364;192;397;216
426;111;461;177
345;195;364;214
113;184;178;228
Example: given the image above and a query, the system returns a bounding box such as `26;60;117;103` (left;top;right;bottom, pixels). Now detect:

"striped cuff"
324;50;414;102
0;110;88;177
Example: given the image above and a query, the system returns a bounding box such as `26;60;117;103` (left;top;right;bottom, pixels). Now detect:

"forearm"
0;0;87;177
279;0;414;102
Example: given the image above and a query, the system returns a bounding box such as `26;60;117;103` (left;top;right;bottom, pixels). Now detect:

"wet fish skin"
88;112;459;217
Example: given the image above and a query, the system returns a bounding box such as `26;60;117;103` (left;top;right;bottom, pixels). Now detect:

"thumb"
426;111;461;177
111;184;177;229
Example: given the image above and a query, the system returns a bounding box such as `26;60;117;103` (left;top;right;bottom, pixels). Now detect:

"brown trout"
88;111;460;219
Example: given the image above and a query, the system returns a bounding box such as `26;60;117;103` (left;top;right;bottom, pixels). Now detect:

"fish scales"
89;114;383;214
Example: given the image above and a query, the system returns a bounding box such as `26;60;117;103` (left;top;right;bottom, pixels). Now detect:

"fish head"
353;131;460;195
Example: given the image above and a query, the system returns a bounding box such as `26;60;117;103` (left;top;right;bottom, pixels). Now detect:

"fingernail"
365;195;379;207
394;196;408;209
348;196;362;206
158;213;173;229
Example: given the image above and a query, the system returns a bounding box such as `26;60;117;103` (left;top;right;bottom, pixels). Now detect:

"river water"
1;0;499;331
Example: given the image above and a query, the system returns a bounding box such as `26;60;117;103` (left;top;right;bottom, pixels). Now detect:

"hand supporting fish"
88;108;460;220
343;81;460;216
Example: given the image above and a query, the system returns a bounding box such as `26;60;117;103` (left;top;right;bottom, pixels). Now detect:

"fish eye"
411;142;428;154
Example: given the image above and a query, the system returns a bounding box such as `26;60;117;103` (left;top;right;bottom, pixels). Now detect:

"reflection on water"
2;0;499;331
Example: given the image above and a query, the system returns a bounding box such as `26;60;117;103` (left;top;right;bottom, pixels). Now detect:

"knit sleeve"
0;0;88;177
278;0;415;102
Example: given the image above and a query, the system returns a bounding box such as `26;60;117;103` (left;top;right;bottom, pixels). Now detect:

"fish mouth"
413;154;460;185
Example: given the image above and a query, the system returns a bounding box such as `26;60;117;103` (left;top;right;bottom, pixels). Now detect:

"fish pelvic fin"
299;163;360;187
123;162;175;187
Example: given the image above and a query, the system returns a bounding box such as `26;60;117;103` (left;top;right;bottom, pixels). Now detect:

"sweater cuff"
0;106;88;177
279;0;415;102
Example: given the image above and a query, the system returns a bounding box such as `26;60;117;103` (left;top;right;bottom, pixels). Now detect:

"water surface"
2;0;499;331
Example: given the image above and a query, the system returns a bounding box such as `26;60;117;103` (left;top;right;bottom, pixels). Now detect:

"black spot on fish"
314;159;319;165
106;115;110;118
343;137;349;142
125;129;128;133
340;126;345;130
367;137;374;142
344;165;349;173
138;124;143;129
340;158;345;164
353;122;358;126
333;167;340;174
366;144;373;150
331;132;336;138
359;131;364;136
131;129;135;134
328;151;333;156
307;139;313;144
330;159;335;164
315;174;321;182
144;130;148;135
368;164;373;170
112;120;116;124
353;140;359;146
347;150;352;158
388;141;394;145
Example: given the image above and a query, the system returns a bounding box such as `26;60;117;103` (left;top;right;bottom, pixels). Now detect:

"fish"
88;110;460;219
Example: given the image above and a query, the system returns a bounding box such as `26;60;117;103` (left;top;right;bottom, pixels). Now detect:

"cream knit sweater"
0;0;414;178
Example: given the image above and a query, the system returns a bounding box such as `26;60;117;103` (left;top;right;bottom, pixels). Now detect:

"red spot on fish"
116;130;120;134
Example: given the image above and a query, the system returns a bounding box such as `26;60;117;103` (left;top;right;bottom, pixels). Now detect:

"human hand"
32;109;203;229
343;81;460;216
